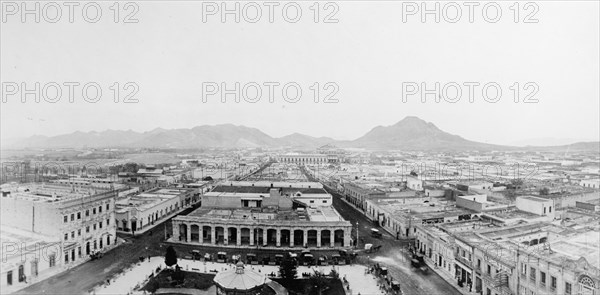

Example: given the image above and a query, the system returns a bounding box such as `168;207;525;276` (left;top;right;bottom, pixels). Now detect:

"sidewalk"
424;260;479;295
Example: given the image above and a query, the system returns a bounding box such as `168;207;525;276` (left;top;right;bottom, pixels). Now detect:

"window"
78;247;81;257
477;259;481;270
310;200;315;203
487;264;491;275
71;231;75;238
565;282;572;295
530;267;536;282
7;270;12;285
70;213;74;221
64;215;68;223
65;252;69;263
107;235;111;246
86;226;90;233
64;233;68;241
93;208;96;214
86;210;89;216
107;218;110;225
486;288;491;295
99;206;102;213
93;223;96;230
549;206;552;212
540;272;546;285
551;276;557;289
106;203;109;210
77;212;81;219
99;221;103;229
78;229;81;236
322;200;327;203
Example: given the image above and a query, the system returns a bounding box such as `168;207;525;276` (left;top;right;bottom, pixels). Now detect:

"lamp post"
356;222;359;250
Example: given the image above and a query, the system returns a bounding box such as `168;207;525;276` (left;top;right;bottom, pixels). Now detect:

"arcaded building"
171;182;352;249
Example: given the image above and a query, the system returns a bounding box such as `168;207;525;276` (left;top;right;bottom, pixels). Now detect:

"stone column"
276;229;281;247
303;230;308;247
211;226;216;245
344;229;351;248
250;228;255;246
290;230;295;247
237;228;242;246
199;225;203;244
173;221;180;241
330;230;335;247
186;224;191;242
317;229;322;248
263;229;268;246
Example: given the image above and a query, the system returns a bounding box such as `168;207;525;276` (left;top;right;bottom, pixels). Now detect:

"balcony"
455;255;472;268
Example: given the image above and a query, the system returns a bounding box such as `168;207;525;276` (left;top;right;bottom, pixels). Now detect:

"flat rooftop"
1;183;112;202
186;206;344;223
212;185;327;195
484;209;540;220
0;226;59;268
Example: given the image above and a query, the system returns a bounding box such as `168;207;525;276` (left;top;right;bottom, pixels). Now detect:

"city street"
323;184;462;295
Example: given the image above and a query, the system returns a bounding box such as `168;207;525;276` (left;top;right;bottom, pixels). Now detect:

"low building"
0;183;117;270
171;182;352;250
115;187;197;234
0;227;62;293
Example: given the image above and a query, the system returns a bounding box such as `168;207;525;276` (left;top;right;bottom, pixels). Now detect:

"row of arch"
177;223;346;248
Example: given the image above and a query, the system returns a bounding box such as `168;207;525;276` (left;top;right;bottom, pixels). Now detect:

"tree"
279;255;297;282
306;271;329;295
165;246;178;268
539;187;550;195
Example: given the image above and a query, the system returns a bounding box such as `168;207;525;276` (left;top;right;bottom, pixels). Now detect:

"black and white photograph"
1;1;599;295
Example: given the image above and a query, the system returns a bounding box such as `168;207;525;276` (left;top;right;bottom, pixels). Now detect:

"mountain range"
4;116;599;151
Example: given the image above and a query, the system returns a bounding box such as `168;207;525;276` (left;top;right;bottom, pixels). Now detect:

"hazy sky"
1;1;599;146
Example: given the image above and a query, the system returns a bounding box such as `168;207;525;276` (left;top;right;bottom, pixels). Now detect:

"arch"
227;227;238;245
267;229;277;246
321;230;331;247
202;226;212;243
530;239;539;246
579;275;596;288
215;226;225;245
539;237;547;244
293;229;304;247
280;229;291;246
240;228;251;246
334;229;344;247
190;224;200;242
307;230;318;247
179;224;188;242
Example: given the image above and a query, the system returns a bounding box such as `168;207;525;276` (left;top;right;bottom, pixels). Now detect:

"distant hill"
5;117;598;151
278;133;337;148
349;116;504;151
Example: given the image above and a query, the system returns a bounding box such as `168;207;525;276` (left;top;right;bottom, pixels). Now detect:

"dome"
213;262;270;291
